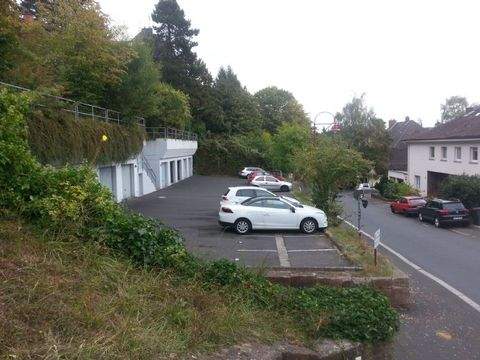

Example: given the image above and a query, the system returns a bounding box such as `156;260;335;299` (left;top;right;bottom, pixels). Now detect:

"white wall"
407;140;480;195
96;138;197;202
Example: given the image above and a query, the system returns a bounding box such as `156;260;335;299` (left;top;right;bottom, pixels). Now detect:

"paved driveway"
127;175;352;269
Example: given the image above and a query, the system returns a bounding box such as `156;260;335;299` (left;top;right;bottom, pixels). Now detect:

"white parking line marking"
275;235;291;267
449;229;470;237
340;217;480;314
287;248;337;253
237;249;277;252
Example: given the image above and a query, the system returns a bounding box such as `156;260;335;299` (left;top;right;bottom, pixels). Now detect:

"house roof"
389;120;423;147
406;106;480;141
388;119;423;171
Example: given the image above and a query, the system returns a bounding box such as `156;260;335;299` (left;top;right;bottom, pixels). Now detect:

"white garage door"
99;166;115;198
121;164;134;199
160;162;168;188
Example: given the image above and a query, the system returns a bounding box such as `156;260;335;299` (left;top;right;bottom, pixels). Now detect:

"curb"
200;340;363;360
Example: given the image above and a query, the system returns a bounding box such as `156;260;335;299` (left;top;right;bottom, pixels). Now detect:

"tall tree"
151;0;223;134
441;96;468;123
255;86;310;133
214;66;261;134
336;95;391;175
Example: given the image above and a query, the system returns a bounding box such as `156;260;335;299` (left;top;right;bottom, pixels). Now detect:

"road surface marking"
287;248;337;253
449;229;470;236
340;217;480;314
275;235;291;267
237;249;277;252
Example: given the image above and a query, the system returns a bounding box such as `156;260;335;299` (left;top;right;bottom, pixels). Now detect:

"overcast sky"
99;0;479;127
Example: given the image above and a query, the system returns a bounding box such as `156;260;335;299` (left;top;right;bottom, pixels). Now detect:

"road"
342;193;480;359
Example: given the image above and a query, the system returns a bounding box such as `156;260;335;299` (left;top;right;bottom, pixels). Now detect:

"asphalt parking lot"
127;175;354;269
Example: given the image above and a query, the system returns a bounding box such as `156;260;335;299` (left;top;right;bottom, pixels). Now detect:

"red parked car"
390;196;426;216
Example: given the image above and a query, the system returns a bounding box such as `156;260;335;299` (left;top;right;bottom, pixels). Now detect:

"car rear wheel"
418;213;424;222
234;218;251;235
434;217;441;228
280;185;289;192
300;218;317;234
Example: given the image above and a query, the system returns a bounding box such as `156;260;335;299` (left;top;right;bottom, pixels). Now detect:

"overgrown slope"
0;217;307;358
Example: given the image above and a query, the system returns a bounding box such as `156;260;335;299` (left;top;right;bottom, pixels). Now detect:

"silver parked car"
250;175;292;192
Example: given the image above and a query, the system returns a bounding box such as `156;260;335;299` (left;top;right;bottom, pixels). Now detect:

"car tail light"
221;207;233;213
438;209;449;216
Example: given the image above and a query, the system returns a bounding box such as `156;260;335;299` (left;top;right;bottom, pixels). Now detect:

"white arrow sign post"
373;229;381;266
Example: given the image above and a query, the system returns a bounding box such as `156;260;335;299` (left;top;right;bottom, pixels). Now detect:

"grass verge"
0;217;308;359
292;188;394;277
328;226;394;277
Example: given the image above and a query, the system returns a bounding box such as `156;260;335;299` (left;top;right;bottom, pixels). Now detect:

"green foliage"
0;90;41;212
0;0;20;75
336;95;390;175
214;66;262;134
27;106;145;166
441;96;468;123
195;136;268;175
375;176;419;200
270;122;311;174
439;175;480;209
150;82;192;129
295;136;372;219
108;41;162;120
255;86;310;133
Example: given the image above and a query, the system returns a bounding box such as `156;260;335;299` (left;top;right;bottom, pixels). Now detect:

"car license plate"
453;216;462;220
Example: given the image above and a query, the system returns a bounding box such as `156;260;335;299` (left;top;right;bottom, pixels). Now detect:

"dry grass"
0;218;308;359
328;226;394;277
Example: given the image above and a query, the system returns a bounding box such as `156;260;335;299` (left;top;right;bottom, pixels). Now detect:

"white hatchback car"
221;186;299;205
250;175;292;192
218;196;327;234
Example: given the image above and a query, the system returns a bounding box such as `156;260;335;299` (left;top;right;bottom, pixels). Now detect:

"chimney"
388;119;396;129
405;116;410;122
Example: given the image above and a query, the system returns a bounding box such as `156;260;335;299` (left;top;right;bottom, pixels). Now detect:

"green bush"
0;89;398;343
439;175;480;209
376;175;419;200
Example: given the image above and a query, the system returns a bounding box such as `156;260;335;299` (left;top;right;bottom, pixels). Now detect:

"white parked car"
357;183;371;190
238;167;264;178
250;175;292;192
221;186;300;205
218;196;327;234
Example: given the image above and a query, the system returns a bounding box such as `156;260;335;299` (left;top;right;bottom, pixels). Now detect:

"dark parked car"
390;196;426;216
418;199;470;228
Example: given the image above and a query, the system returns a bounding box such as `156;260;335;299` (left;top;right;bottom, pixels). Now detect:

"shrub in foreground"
0;89;398;343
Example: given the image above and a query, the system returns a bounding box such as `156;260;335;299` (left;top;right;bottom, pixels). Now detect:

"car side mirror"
290;207;296;213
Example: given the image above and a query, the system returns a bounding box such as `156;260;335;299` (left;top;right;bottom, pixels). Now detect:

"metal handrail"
145;126;198;141
141;154;158;189
0;81;146;126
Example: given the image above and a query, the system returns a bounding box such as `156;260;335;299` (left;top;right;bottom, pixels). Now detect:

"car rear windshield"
444;203;465;211
409;199;425;206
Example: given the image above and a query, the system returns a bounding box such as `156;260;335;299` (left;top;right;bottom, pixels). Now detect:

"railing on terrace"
0;81;145;126
145;127;198;141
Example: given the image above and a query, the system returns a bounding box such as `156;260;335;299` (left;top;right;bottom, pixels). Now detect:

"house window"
441;146;447;160
471;147;478;162
455;147;462;162
429;146;435;159
414;175;421;189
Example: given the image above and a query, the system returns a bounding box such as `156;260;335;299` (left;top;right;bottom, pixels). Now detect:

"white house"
405;106;480;196
97;128;198;202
